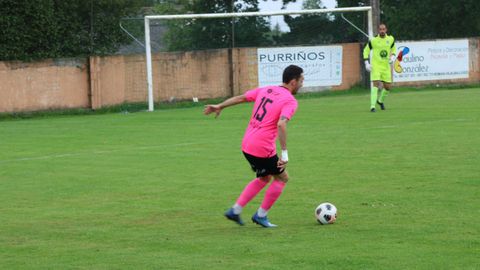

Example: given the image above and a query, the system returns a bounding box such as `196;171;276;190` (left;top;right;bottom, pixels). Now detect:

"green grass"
1;87;479;269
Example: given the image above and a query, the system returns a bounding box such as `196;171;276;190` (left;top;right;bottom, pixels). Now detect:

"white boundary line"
0;142;198;165
0;118;473;164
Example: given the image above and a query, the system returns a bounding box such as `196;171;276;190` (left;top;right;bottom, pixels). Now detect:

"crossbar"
145;7;371;20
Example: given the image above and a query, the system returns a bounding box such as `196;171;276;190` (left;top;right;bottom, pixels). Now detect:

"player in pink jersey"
204;65;304;228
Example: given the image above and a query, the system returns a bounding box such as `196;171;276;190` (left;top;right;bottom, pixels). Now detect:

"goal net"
143;6;373;111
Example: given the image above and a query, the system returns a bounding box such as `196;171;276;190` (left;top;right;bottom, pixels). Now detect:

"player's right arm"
363;40;372;72
203;94;248;118
277;116;289;169
363;40;372;60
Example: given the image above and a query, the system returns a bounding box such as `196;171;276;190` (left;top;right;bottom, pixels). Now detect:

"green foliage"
155;0;370;49
338;0;480;40
2;0;478;60
382;0;480;40
0;0;57;60
280;0;351;45
0;0;143;61
154;0;272;51
273;0;368;45
278;0;480;42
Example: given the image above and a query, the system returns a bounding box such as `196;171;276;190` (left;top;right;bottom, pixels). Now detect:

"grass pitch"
1;87;479;269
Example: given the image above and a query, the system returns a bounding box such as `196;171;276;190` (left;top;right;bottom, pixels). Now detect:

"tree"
0;0;143;61
279;0;335;45
278;0;480;41
0;0;58;60
274;0;366;45
381;0;480;40
154;0;272;51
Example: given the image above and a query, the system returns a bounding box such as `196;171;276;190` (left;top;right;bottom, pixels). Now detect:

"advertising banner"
257;46;342;87
393;39;469;82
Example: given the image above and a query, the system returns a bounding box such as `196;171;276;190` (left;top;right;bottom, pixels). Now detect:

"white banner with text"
257;46;342;87
393;39;469;82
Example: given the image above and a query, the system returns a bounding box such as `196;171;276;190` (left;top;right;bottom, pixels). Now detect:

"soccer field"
1;88;479;269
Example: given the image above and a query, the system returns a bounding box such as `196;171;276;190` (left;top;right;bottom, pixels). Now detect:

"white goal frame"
144;7;373;111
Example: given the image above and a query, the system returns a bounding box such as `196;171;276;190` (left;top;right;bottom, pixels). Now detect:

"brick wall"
1;39;479;113
0;59;89;112
333;43;362;90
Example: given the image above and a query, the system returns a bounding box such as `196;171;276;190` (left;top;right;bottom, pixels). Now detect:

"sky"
258;0;338;31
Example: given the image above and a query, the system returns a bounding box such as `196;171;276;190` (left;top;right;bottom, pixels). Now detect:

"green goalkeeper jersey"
363;34;396;67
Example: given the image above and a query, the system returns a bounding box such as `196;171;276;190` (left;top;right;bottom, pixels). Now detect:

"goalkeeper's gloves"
364;60;371;72
389;54;396;64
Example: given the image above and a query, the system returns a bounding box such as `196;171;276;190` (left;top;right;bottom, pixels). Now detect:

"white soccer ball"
315;202;337;225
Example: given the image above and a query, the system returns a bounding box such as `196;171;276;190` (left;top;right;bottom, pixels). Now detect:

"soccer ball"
315;202;337;225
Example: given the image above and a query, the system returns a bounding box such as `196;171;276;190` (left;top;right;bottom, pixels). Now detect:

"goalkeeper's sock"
370;86;378;109
379;89;389;103
235;178;268;213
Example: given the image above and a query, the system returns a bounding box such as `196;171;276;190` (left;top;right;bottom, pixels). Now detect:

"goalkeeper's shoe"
224;208;244;226
377;101;385;110
370;108;376;112
252;212;277;228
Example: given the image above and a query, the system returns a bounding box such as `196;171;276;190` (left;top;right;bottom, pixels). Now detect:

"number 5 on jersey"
254;97;273;122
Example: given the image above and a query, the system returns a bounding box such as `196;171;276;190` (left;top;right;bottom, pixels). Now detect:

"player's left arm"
203;94;248;118
389;36;397;64
277;99;297;168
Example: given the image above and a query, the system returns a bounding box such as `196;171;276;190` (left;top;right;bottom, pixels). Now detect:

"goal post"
144;7;373;111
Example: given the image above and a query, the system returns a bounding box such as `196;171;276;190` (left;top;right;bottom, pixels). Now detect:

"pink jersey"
241;86;298;158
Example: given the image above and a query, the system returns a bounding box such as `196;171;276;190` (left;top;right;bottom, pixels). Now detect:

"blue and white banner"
393;39;469;82
257;46;342;87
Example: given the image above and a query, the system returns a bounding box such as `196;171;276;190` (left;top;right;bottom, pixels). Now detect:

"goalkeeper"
363;23;396;112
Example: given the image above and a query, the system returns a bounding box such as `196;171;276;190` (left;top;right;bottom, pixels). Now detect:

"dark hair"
282;65;303;84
